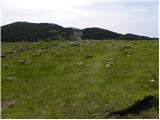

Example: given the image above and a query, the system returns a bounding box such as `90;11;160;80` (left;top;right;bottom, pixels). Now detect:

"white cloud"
2;0;158;37
3;0;93;10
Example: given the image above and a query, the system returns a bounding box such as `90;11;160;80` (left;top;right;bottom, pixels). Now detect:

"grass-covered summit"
1;22;155;42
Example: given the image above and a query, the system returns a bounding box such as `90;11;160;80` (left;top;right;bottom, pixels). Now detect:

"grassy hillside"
2;22;154;42
1;40;159;118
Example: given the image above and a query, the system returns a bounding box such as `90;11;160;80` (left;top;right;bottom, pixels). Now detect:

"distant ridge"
1;22;157;42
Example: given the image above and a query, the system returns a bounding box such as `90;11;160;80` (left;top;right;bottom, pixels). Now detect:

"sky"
2;0;159;37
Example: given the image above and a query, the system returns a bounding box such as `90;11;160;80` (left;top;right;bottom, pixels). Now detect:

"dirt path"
87;55;105;84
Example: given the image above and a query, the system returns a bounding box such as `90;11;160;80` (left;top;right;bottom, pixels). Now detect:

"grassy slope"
1;40;159;118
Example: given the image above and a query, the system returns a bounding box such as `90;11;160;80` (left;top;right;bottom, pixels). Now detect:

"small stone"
7;100;16;107
36;48;48;53
109;58;113;61
6;76;16;80
122;44;130;49
1;99;16;109
106;64;111;68
17;47;28;52
76;62;83;66
19;60;30;64
69;42;79;46
32;53;40;56
85;54;93;59
105;58;108;61
110;62;113;65
150;79;155;82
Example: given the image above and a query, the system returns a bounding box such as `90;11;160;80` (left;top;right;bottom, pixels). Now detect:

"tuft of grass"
1;40;158;118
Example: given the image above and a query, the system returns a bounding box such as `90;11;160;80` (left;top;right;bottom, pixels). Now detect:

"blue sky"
2;0;158;37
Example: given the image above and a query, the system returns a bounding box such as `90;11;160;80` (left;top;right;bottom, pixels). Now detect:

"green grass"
1;40;159;118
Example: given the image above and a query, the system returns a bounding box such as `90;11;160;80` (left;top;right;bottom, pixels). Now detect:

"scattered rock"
109;58;113;61
36;48;48;53
107;61;113;65
150;79;155;82
105;58;113;61
76;62;83;66
33;48;49;56
106;64;111;68
19;60;30;64
85;54;93;59
105;58;113;68
2;99;16;109
17;47;28;52
69;42;79;46
122;44;130;49
7;50;17;54
6;100;16;107
6;76;16;80
32;53;40;57
105;58;108;61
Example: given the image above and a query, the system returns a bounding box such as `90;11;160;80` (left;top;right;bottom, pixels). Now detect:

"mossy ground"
1;40;159;118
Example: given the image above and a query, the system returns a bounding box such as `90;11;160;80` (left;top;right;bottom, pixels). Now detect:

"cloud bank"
2;0;158;37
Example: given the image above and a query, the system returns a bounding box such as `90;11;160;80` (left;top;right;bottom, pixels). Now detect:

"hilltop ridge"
1;22;156;42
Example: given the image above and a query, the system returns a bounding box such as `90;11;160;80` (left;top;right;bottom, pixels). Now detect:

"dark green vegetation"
1;40;158;118
2;22;156;42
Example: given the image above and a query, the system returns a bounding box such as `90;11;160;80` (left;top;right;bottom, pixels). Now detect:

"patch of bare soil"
1;99;16;111
105;96;159;119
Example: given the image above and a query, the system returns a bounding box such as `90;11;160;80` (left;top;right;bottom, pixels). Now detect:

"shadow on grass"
105;95;159;119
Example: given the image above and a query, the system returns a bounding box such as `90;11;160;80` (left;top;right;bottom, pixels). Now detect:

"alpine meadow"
1;0;159;119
